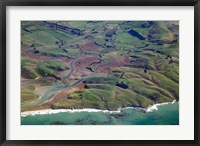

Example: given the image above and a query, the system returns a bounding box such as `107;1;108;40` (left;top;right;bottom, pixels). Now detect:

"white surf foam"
21;100;177;117
146;100;176;112
21;108;121;117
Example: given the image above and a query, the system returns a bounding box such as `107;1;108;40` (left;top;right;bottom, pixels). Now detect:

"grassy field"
21;21;179;111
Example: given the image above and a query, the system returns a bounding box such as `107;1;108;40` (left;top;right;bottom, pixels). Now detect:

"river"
22;61;77;109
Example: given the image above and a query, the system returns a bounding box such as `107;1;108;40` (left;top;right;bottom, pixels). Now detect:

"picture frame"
0;0;199;145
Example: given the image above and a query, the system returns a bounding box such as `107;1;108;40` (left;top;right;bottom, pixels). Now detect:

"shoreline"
146;100;176;112
21;100;177;117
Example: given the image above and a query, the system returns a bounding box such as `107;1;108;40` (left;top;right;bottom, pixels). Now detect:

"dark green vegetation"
21;21;179;111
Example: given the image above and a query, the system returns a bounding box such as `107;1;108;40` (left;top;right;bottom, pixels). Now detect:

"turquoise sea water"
21;102;179;125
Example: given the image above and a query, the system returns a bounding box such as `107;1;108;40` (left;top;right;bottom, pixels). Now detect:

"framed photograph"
0;0;199;145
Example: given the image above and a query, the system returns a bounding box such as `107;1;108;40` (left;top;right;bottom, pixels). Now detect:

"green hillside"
21;21;179;111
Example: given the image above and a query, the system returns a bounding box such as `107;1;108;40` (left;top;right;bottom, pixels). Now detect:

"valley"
21;21;179;112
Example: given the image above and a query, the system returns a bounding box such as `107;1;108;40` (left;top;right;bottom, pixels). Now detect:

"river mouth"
22;61;76;109
21;21;179;124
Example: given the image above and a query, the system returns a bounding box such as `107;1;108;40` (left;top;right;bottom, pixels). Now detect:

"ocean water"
21;102;179;125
